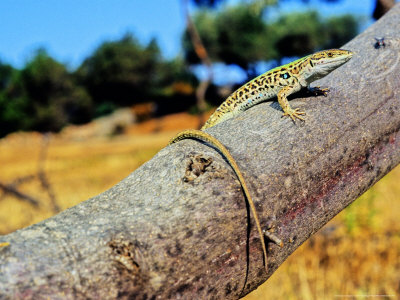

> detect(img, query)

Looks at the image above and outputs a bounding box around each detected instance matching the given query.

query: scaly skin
[169,49,353,274]
[203,49,353,128]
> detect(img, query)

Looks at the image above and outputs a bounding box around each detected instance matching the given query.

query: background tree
[0,0,361,137]
[183,1,359,79]
[0,62,31,137]
[76,34,162,116]
[271,12,359,60]
[152,56,198,116]
[0,51,92,136]
[19,49,92,132]
[77,33,197,117]
[182,4,272,74]
[215,3,271,76]
[0,62,13,90]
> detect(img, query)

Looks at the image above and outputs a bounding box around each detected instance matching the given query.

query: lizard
[169,49,353,273]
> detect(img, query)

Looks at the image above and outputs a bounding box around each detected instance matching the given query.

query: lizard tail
[169,129,268,273]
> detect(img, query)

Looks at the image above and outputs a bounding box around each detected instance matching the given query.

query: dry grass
[0,112,399,299]
[246,166,400,299]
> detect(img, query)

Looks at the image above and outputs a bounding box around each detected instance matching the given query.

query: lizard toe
[282,109,306,121]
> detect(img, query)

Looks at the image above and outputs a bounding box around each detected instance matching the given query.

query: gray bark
[1,4,400,299]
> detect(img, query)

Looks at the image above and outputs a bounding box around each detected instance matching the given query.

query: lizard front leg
[277,85,305,121]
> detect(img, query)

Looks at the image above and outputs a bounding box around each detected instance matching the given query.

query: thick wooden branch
[1,5,400,299]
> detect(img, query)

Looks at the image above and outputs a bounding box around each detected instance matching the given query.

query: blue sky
[0,0,377,72]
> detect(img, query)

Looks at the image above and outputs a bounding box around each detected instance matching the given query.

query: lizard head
[304,49,353,82]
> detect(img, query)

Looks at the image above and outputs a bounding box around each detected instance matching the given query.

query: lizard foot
[282,108,305,121]
[308,86,330,97]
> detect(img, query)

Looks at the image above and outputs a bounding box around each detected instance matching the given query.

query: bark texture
[1,5,400,299]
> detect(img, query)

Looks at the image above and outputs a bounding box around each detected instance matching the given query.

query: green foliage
[77,34,198,116]
[183,4,273,71]
[215,4,271,70]
[20,49,93,132]
[272,12,359,58]
[21,49,69,105]
[0,50,93,136]
[0,62,13,90]
[152,57,198,115]
[76,33,161,107]
[0,93,31,136]
[155,57,198,94]
[183,6,359,74]
[322,14,359,49]
[271,11,326,57]
[0,2,360,137]
[94,102,118,118]
[0,61,25,136]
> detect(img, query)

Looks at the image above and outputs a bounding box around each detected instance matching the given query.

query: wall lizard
[169,49,353,273]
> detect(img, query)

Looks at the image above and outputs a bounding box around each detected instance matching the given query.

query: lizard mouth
[318,50,353,67]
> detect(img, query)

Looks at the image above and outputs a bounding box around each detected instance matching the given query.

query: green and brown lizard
[169,49,353,273]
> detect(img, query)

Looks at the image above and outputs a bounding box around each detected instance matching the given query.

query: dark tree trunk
[373,0,395,19]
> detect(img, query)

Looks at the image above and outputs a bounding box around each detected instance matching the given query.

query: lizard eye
[327,52,333,57]
[280,73,290,79]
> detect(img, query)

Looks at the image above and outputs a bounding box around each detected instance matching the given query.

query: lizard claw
[282,108,305,121]
[308,86,330,97]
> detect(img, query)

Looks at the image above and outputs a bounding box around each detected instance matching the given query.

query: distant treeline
[0,6,359,137]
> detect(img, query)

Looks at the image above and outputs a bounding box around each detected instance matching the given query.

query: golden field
[0,112,399,299]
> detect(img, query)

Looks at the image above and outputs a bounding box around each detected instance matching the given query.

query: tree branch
[1,4,400,299]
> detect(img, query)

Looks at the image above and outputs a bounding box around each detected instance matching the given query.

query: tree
[0,92,31,137]
[21,49,93,131]
[182,3,359,77]
[152,56,199,116]
[76,34,161,115]
[0,61,13,90]
[215,3,271,74]
[0,49,93,136]
[0,62,29,136]
[183,4,272,72]
[322,14,360,49]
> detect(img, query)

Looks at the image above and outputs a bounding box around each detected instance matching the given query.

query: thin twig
[37,133,60,213]
[0,181,40,207]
